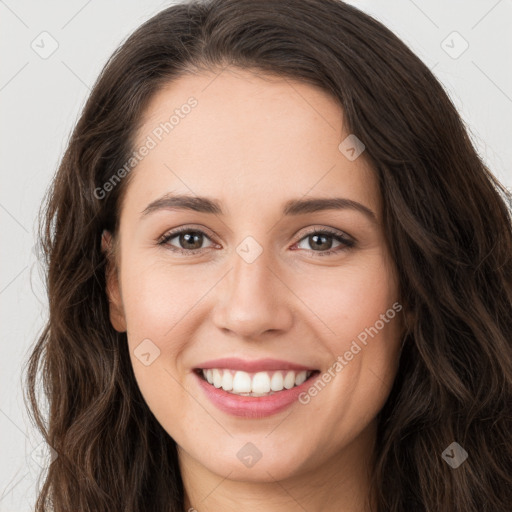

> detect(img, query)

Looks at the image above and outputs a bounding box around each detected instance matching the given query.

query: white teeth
[200,368,314,396]
[283,371,295,389]
[251,372,271,394]
[232,371,252,393]
[295,370,307,386]
[221,370,233,391]
[212,369,222,388]
[270,371,284,391]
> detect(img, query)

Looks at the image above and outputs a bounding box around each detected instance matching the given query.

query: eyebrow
[141,193,377,222]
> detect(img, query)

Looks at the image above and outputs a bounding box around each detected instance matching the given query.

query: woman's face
[104,67,404,483]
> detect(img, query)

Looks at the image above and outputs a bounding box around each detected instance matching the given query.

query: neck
[179,419,379,512]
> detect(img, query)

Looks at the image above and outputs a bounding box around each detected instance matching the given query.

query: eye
[158,225,355,257]
[158,226,216,255]
[293,227,355,257]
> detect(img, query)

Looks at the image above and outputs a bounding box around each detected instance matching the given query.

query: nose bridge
[231,239,273,298]
[211,236,293,337]
[227,238,276,312]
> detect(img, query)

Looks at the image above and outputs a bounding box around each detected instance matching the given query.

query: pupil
[311,234,332,251]
[181,232,202,249]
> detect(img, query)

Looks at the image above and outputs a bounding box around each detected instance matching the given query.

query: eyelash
[157,225,356,258]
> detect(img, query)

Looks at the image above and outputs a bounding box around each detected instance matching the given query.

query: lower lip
[193,371,319,419]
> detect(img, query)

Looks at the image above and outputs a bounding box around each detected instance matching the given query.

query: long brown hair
[24,0,512,510]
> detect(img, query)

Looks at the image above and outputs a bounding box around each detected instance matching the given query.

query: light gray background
[1,1,511,510]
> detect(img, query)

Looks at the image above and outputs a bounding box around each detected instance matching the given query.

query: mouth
[193,368,321,397]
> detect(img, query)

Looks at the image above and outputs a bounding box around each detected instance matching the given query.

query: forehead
[125,67,380,219]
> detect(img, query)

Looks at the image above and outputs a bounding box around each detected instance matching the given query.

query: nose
[211,247,294,340]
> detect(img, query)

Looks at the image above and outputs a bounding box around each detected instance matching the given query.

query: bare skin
[103,66,406,511]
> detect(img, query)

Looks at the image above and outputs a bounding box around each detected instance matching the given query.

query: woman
[24,0,512,510]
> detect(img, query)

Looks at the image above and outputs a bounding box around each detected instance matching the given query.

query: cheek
[118,256,201,432]
[290,254,399,342]
[118,256,202,402]
[120,255,211,340]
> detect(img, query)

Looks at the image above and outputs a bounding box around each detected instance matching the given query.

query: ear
[101,230,127,333]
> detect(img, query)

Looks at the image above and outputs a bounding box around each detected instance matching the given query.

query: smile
[195,368,319,396]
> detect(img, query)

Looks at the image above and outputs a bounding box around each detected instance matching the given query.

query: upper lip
[194,357,318,372]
